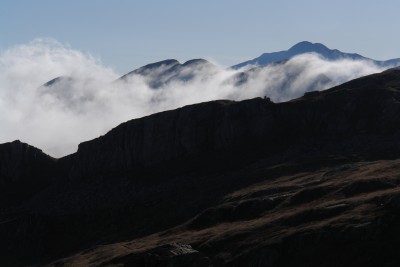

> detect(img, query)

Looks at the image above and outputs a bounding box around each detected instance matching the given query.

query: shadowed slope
[3,69,400,266]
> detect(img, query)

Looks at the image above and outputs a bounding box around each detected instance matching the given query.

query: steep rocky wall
[68,98,276,178]
[66,69,400,179]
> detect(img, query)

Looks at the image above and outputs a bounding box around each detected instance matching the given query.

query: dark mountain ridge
[66,68,400,180]
[3,69,400,266]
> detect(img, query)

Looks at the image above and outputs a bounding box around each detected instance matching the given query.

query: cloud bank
[0,39,387,157]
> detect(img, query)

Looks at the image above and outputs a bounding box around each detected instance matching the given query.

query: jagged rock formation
[3,69,400,266]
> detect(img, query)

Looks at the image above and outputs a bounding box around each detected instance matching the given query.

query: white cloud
[0,39,387,157]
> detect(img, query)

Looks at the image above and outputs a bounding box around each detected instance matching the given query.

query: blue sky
[1,0,399,74]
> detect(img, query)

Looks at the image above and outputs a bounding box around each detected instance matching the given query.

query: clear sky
[1,0,399,74]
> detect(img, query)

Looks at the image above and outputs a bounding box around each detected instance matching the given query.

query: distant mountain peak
[288,41,329,53]
[232,41,400,69]
[142,59,180,68]
[135,59,180,72]
[182,58,210,66]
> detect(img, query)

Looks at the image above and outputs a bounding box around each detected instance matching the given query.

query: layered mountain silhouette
[232,41,400,69]
[40,42,400,107]
[42,42,400,92]
[3,68,400,266]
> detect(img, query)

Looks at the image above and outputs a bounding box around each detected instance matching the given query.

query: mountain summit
[232,41,400,69]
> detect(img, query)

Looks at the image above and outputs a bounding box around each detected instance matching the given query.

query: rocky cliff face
[3,69,400,266]
[68,98,276,178]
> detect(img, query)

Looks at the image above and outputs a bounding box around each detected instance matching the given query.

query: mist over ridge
[0,39,395,157]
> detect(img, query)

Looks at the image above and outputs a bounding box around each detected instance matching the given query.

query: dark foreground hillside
[2,69,400,266]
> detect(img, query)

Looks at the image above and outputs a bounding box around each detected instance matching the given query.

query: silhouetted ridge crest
[62,68,400,179]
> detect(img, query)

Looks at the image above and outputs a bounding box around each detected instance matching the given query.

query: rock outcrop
[0,140,55,207]
[0,140,55,185]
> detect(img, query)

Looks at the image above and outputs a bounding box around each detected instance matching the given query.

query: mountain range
[3,68,400,266]
[43,41,400,96]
